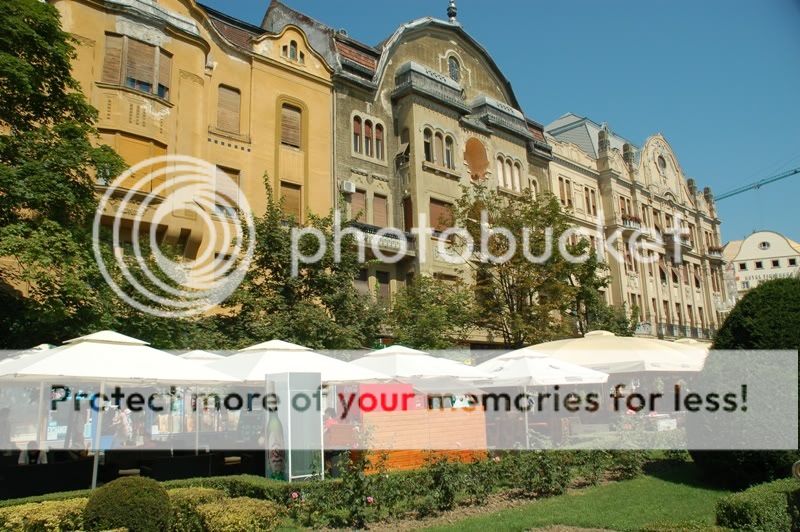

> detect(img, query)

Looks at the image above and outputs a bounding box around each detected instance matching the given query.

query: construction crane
[715,167,800,201]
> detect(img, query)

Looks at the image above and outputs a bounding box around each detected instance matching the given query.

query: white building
[723,230,800,301]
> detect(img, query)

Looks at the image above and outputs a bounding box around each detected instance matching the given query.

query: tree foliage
[451,185,607,347]
[219,184,383,349]
[389,274,475,350]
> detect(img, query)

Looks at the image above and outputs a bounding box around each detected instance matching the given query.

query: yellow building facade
[52,0,334,263]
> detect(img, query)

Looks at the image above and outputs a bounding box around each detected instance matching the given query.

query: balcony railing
[621,214,642,230]
[664,233,693,251]
[655,322,713,340]
[706,246,724,260]
[350,221,416,255]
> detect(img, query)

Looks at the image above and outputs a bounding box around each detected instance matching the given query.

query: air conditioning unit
[341,180,356,194]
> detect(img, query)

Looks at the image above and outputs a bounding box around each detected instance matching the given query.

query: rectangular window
[558,177,566,205]
[217,86,241,134]
[355,269,370,296]
[565,179,573,207]
[772,259,780,268]
[755,261,763,269]
[739,263,747,271]
[373,194,388,227]
[351,189,366,222]
[376,271,391,305]
[403,197,414,232]
[214,166,240,217]
[281,104,302,148]
[280,181,302,220]
[790,258,798,266]
[102,34,171,99]
[429,198,454,235]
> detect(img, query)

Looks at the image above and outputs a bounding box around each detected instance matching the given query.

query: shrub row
[716,477,800,531]
[0,451,648,530]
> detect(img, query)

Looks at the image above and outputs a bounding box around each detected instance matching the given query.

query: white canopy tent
[207,339,388,384]
[177,350,225,364]
[498,330,709,374]
[0,330,238,488]
[477,355,609,387]
[349,345,491,393]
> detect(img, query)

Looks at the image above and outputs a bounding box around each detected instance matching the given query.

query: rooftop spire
[447,0,457,23]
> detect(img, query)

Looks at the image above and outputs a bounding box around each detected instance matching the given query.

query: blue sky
[200,0,800,243]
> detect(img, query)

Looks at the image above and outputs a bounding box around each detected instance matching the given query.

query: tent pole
[35,382,46,445]
[91,382,105,490]
[524,385,530,451]
[194,387,200,456]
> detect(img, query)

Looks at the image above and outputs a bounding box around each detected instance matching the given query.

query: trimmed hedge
[196,497,284,532]
[0,498,87,531]
[716,478,800,531]
[84,476,171,532]
[168,487,226,532]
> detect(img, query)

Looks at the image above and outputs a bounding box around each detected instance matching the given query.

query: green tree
[451,185,597,348]
[689,278,800,487]
[219,184,383,349]
[389,274,475,350]
[0,0,124,347]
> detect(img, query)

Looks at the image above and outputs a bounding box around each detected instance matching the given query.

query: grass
[424,461,735,532]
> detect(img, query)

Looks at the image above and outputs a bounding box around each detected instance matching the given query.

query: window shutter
[353,117,361,134]
[215,166,240,208]
[351,189,366,222]
[281,105,302,148]
[429,199,453,233]
[373,194,388,227]
[217,86,241,134]
[102,35,123,84]
[376,271,390,303]
[126,38,156,85]
[281,181,302,220]
[403,197,414,232]
[158,51,171,92]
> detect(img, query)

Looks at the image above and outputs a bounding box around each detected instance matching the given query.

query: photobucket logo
[289,209,690,275]
[92,155,255,317]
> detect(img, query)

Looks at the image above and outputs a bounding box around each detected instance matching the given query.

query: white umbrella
[478,355,609,387]
[208,339,388,384]
[500,331,708,374]
[351,345,490,380]
[177,350,225,364]
[0,331,238,488]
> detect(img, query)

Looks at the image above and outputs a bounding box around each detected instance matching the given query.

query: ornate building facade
[51,0,334,267]
[545,115,725,338]
[723,230,800,302]
[52,0,727,340]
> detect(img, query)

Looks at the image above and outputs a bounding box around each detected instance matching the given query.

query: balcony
[706,246,724,262]
[350,222,416,256]
[655,322,713,340]
[664,233,693,253]
[392,62,470,113]
[621,214,642,232]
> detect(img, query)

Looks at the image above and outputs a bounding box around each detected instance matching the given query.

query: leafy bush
[425,455,461,511]
[608,450,647,479]
[83,476,171,532]
[196,497,284,532]
[0,498,87,531]
[690,278,800,488]
[168,487,226,532]
[716,478,800,531]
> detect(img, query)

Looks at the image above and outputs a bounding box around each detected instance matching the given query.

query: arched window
[352,116,362,154]
[375,124,384,160]
[444,136,454,169]
[504,158,513,189]
[434,132,444,165]
[448,56,460,83]
[531,179,538,198]
[423,128,433,162]
[289,40,298,61]
[512,162,521,192]
[364,120,373,157]
[496,157,504,185]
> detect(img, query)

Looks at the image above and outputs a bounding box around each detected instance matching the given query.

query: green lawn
[424,462,734,532]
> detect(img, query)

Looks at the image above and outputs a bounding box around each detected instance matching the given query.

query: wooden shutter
[373,194,388,227]
[215,166,240,208]
[351,189,366,222]
[429,199,453,233]
[281,181,302,220]
[217,86,241,134]
[126,38,155,85]
[376,271,390,303]
[403,197,414,232]
[281,104,301,148]
[158,50,171,95]
[102,35,123,84]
